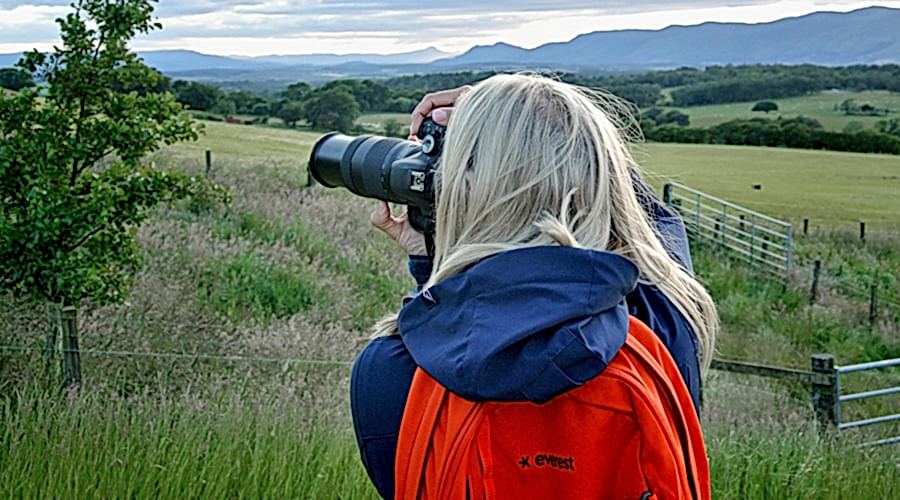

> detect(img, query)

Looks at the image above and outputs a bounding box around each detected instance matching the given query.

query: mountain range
[1,6,898,83]
[444,6,900,67]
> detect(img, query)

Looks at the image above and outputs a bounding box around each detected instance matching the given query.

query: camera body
[308,118,447,235]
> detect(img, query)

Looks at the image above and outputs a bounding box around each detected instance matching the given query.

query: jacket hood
[397,246,639,403]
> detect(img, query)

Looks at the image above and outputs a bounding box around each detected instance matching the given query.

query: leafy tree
[304,89,360,132]
[211,97,237,116]
[752,101,778,113]
[876,118,900,137]
[0,68,36,91]
[277,101,305,128]
[172,79,221,111]
[383,118,403,138]
[282,82,311,102]
[251,102,271,117]
[0,0,220,307]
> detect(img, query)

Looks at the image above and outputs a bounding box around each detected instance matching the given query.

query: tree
[282,81,311,102]
[876,118,900,137]
[277,101,305,128]
[303,89,360,132]
[0,0,220,309]
[383,118,403,138]
[251,102,271,117]
[172,79,221,111]
[211,96,237,116]
[752,101,778,114]
[0,68,36,91]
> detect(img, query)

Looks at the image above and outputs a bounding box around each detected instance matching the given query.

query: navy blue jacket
[351,196,699,500]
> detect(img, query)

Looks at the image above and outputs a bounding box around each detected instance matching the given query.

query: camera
[308,118,446,237]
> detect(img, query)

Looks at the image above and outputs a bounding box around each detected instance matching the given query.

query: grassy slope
[2,121,897,498]
[666,90,900,131]
[638,143,900,230]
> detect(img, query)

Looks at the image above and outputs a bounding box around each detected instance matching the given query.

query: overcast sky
[1,0,898,56]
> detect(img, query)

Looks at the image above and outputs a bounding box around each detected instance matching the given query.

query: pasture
[664,90,900,131]
[2,121,898,498]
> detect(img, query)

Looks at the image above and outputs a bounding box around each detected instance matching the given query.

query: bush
[752,101,779,113]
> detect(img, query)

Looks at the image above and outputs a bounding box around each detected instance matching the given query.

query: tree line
[645,116,900,155]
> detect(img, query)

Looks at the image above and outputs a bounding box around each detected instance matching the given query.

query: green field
[357,112,409,132]
[3,121,898,498]
[638,143,900,230]
[189,121,900,230]
[665,91,900,131]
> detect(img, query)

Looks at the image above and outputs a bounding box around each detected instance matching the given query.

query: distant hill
[440,6,900,67]
[137,50,277,72]
[0,53,22,67]
[248,47,451,66]
[0,47,452,74]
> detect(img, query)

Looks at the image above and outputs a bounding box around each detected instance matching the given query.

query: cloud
[1,0,897,55]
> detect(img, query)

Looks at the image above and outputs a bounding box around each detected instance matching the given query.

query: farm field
[190,121,900,230]
[3,120,898,498]
[638,143,900,231]
[663,90,900,131]
[357,112,409,132]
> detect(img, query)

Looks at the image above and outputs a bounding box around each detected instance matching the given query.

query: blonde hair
[376,74,718,370]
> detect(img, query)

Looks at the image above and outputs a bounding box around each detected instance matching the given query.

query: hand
[370,201,428,257]
[409,85,472,140]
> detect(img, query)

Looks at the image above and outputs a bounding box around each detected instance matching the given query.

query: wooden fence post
[662,183,672,205]
[859,221,866,242]
[45,303,61,378]
[869,284,878,327]
[803,218,809,236]
[205,150,212,177]
[45,304,80,388]
[810,260,821,304]
[811,354,838,435]
[61,306,81,389]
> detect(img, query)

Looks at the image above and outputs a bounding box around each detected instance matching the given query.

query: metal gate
[663,182,793,282]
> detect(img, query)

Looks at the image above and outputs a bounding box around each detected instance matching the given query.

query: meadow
[2,121,898,498]
[663,90,900,131]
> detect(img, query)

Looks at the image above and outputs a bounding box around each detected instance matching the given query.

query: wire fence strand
[0,344,352,366]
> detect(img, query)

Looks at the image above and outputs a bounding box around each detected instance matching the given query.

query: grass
[2,120,899,498]
[0,387,376,499]
[664,90,900,131]
[637,142,900,230]
[357,112,409,132]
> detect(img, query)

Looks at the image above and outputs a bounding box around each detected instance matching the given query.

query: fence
[663,182,793,282]
[713,355,900,447]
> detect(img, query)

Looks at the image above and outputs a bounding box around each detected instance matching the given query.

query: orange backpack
[394,316,710,500]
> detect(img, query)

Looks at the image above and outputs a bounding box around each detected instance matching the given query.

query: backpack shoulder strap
[395,368,484,500]
[623,316,711,500]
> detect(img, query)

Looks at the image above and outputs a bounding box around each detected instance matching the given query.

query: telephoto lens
[308,118,445,234]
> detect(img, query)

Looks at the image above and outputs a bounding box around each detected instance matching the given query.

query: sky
[1,0,899,56]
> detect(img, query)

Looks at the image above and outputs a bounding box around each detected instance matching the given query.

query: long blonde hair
[375,74,718,370]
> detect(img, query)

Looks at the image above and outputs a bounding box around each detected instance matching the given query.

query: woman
[352,74,718,498]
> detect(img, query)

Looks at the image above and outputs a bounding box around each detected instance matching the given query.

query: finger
[432,107,452,126]
[410,85,472,136]
[370,201,403,240]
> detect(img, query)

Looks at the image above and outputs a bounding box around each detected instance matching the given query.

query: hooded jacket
[351,197,700,500]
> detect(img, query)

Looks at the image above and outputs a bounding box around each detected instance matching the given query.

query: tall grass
[0,386,376,499]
